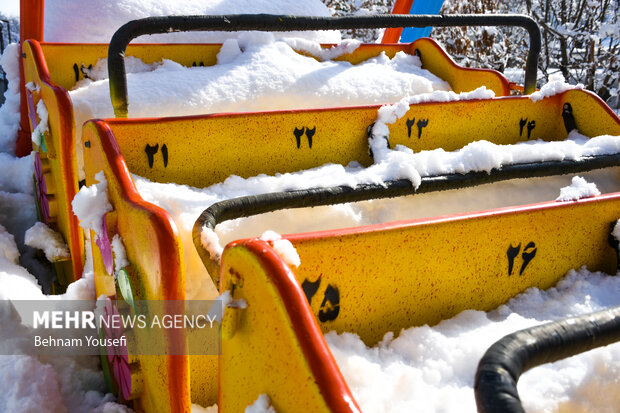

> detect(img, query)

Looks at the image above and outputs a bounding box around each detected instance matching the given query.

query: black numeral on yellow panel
[294,126,316,149]
[507,241,537,276]
[145,143,169,168]
[302,276,340,322]
[406,117,429,139]
[519,118,536,139]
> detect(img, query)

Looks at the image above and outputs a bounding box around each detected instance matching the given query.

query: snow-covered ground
[1,1,620,412]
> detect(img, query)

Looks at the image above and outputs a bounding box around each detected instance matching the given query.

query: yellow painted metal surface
[103,89,619,189]
[82,121,193,413]
[22,40,84,284]
[411,38,509,95]
[561,89,620,137]
[285,194,620,345]
[189,355,218,409]
[219,242,359,413]
[39,43,221,91]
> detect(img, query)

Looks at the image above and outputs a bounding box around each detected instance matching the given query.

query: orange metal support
[17,0,45,157]
[381,0,414,43]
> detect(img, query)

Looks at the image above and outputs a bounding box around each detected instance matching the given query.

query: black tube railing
[193,153,620,286]
[475,305,620,413]
[108,14,541,117]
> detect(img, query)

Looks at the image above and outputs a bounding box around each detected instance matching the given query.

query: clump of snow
[25,82,40,93]
[31,100,49,148]
[283,38,362,61]
[530,73,583,103]
[370,86,495,140]
[259,230,301,267]
[44,0,340,44]
[216,39,243,65]
[191,403,218,413]
[71,171,113,234]
[245,394,276,413]
[207,290,248,324]
[0,44,21,155]
[368,87,496,185]
[111,234,129,277]
[556,176,601,201]
[24,222,71,262]
[613,221,620,244]
[0,224,20,264]
[200,228,224,264]
[371,130,620,181]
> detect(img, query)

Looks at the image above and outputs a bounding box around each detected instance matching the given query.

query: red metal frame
[381,0,414,43]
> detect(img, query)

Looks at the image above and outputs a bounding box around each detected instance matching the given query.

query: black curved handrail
[192,153,620,285]
[475,305,620,413]
[108,13,541,117]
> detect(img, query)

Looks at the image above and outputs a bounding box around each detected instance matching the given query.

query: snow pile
[30,96,49,149]
[111,234,129,276]
[556,176,601,201]
[368,87,496,185]
[24,222,71,262]
[613,220,620,243]
[71,171,113,235]
[0,225,20,264]
[368,130,620,185]
[0,223,128,412]
[259,230,301,268]
[283,38,362,61]
[68,36,449,128]
[206,290,247,326]
[245,394,276,413]
[44,0,340,44]
[0,151,36,251]
[370,86,496,148]
[529,72,583,103]
[326,268,620,413]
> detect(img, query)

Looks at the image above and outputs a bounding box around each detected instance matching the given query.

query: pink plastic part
[103,298,131,400]
[33,152,49,224]
[96,215,114,275]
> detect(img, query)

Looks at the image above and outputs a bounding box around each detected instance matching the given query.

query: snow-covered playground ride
[16,0,620,411]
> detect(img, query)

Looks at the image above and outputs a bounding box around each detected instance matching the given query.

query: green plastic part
[117,268,136,312]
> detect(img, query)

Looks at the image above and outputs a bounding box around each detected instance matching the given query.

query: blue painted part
[400,0,446,42]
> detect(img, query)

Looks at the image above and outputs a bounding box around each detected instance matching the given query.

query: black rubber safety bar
[475,305,620,413]
[192,153,620,286]
[108,13,541,117]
